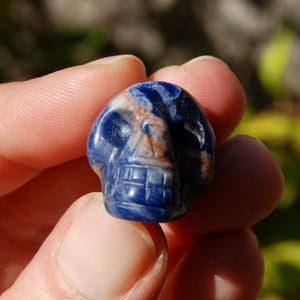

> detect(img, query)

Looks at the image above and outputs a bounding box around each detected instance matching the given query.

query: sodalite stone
[87,81,215,222]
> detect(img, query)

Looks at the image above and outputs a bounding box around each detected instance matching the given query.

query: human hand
[0,55,284,299]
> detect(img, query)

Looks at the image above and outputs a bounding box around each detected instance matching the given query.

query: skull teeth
[113,164,180,187]
[108,164,181,206]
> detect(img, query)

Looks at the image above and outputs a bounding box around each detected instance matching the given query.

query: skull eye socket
[101,111,133,147]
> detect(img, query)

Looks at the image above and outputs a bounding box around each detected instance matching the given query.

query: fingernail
[57,193,156,299]
[87,54,145,69]
[183,55,229,68]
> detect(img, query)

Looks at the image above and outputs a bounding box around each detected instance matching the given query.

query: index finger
[0,55,147,196]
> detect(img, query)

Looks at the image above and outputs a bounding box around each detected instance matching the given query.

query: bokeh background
[0,0,299,299]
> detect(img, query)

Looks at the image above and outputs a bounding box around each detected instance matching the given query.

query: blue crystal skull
[87,81,215,222]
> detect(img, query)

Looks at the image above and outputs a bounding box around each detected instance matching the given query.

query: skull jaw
[103,183,186,222]
[104,198,188,223]
[102,168,198,222]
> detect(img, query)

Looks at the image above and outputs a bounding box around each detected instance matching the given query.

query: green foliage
[258,26,296,98]
[236,25,299,299]
[236,107,300,300]
[260,241,300,300]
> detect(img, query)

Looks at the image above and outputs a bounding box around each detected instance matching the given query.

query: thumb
[2,193,168,299]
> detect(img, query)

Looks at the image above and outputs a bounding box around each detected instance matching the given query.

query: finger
[162,136,284,244]
[0,157,99,248]
[158,229,264,300]
[0,55,147,196]
[1,193,168,299]
[149,56,246,146]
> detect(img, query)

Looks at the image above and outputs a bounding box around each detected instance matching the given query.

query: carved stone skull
[87,81,215,222]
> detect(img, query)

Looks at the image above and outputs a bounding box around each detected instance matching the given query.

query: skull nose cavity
[140,134,156,157]
[130,131,173,166]
[140,119,152,135]
[139,120,157,157]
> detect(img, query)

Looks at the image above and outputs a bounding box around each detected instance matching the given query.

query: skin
[0,55,284,299]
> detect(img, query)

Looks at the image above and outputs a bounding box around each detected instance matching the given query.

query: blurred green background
[0,0,299,298]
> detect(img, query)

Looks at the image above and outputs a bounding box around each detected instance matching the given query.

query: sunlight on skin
[214,275,240,300]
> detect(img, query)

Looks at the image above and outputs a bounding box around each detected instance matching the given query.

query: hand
[0,55,284,299]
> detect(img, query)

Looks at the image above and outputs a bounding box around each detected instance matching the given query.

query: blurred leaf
[258,26,296,96]
[260,294,287,300]
[280,182,299,209]
[236,110,296,146]
[260,241,300,299]
[290,119,300,152]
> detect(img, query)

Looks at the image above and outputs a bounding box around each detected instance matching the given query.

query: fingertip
[182,55,229,68]
[86,54,146,75]
[163,135,284,241]
[207,135,284,227]
[55,193,168,299]
[150,56,246,146]
[0,55,147,171]
[159,229,264,300]
[208,135,285,228]
[3,193,168,300]
[222,135,285,209]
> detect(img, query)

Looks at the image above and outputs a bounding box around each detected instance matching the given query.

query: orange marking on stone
[123,93,172,164]
[201,151,213,175]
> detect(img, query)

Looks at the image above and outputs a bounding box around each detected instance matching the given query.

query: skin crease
[0,55,284,299]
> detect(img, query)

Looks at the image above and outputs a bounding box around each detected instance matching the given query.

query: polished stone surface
[87,81,215,222]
